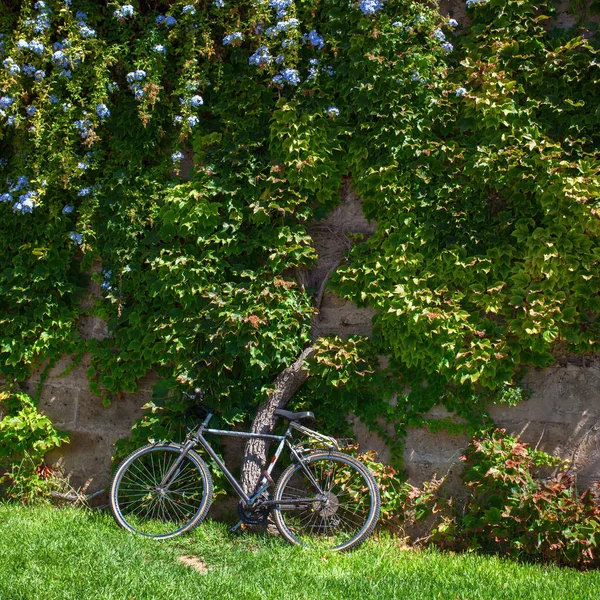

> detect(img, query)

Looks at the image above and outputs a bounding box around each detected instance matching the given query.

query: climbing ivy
[0,0,598,467]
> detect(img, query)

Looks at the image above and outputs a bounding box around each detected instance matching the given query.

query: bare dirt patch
[178,555,209,574]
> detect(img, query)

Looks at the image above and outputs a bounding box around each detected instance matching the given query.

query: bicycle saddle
[274,409,315,422]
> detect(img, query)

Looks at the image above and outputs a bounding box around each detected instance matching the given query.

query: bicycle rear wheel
[272,451,380,551]
[109,442,213,539]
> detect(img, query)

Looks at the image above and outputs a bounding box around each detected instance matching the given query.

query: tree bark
[240,345,315,496]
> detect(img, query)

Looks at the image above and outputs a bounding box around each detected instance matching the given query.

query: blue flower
[223,32,243,45]
[62,102,72,112]
[275,54,285,65]
[0,193,12,202]
[3,58,21,74]
[269,0,292,18]
[449,18,459,27]
[17,39,29,51]
[29,40,45,54]
[13,191,37,214]
[466,0,488,7]
[101,270,113,291]
[114,5,135,19]
[52,50,71,68]
[77,162,88,170]
[266,19,299,38]
[77,187,92,196]
[107,81,119,92]
[182,5,196,14]
[441,41,453,54]
[34,70,45,81]
[34,1,46,9]
[62,205,74,214]
[171,151,184,163]
[75,11,87,20]
[6,116,16,126]
[249,46,273,67]
[359,0,384,15]
[214,0,225,6]
[187,115,199,127]
[134,88,145,101]
[69,232,83,245]
[49,94,60,104]
[23,64,37,77]
[433,28,446,42]
[304,30,325,50]
[189,95,204,107]
[153,44,166,54]
[392,21,402,27]
[80,26,96,39]
[0,96,14,110]
[272,68,300,86]
[59,69,72,79]
[455,87,467,97]
[327,106,340,117]
[281,39,296,49]
[26,106,37,117]
[173,115,183,125]
[158,15,178,26]
[96,103,110,120]
[126,70,147,83]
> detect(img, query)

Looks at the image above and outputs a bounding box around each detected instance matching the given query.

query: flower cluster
[172,151,185,163]
[96,104,110,120]
[3,58,21,75]
[223,32,243,45]
[182,5,196,15]
[327,106,339,117]
[0,96,15,110]
[153,44,166,54]
[466,0,489,7]
[270,0,293,18]
[265,19,300,38]
[272,68,300,86]
[13,190,38,214]
[126,70,147,100]
[304,30,324,50]
[100,270,113,292]
[27,1,52,34]
[441,42,453,54]
[249,46,273,67]
[156,15,178,27]
[73,118,92,139]
[76,12,96,39]
[114,5,135,20]
[456,87,467,97]
[69,232,83,245]
[359,0,384,15]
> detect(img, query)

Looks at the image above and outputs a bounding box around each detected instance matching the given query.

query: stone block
[45,430,127,493]
[75,388,148,433]
[37,384,77,428]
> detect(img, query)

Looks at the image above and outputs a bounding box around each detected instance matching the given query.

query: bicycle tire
[272,450,380,551]
[109,442,213,539]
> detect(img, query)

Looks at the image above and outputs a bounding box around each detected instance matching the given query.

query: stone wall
[11,181,599,506]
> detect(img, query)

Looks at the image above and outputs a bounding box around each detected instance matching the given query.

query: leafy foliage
[0,389,68,501]
[438,429,600,569]
[0,1,599,474]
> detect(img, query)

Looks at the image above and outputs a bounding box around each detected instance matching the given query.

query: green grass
[0,504,598,600]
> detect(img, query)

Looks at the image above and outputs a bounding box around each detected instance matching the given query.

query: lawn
[0,504,598,600]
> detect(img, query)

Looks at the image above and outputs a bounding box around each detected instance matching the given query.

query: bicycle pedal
[229,519,244,534]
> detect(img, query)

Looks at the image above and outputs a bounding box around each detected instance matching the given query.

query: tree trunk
[240,346,315,496]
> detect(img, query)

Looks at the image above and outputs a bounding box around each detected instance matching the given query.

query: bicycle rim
[273,452,380,551]
[110,444,211,539]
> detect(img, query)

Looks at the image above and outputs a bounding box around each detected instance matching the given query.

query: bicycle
[109,388,380,551]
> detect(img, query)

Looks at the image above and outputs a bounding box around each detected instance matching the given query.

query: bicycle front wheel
[272,451,380,551]
[109,442,213,539]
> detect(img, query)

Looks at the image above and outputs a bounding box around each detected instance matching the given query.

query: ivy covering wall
[0,0,599,459]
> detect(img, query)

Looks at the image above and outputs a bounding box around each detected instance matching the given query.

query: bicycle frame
[159,410,338,508]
